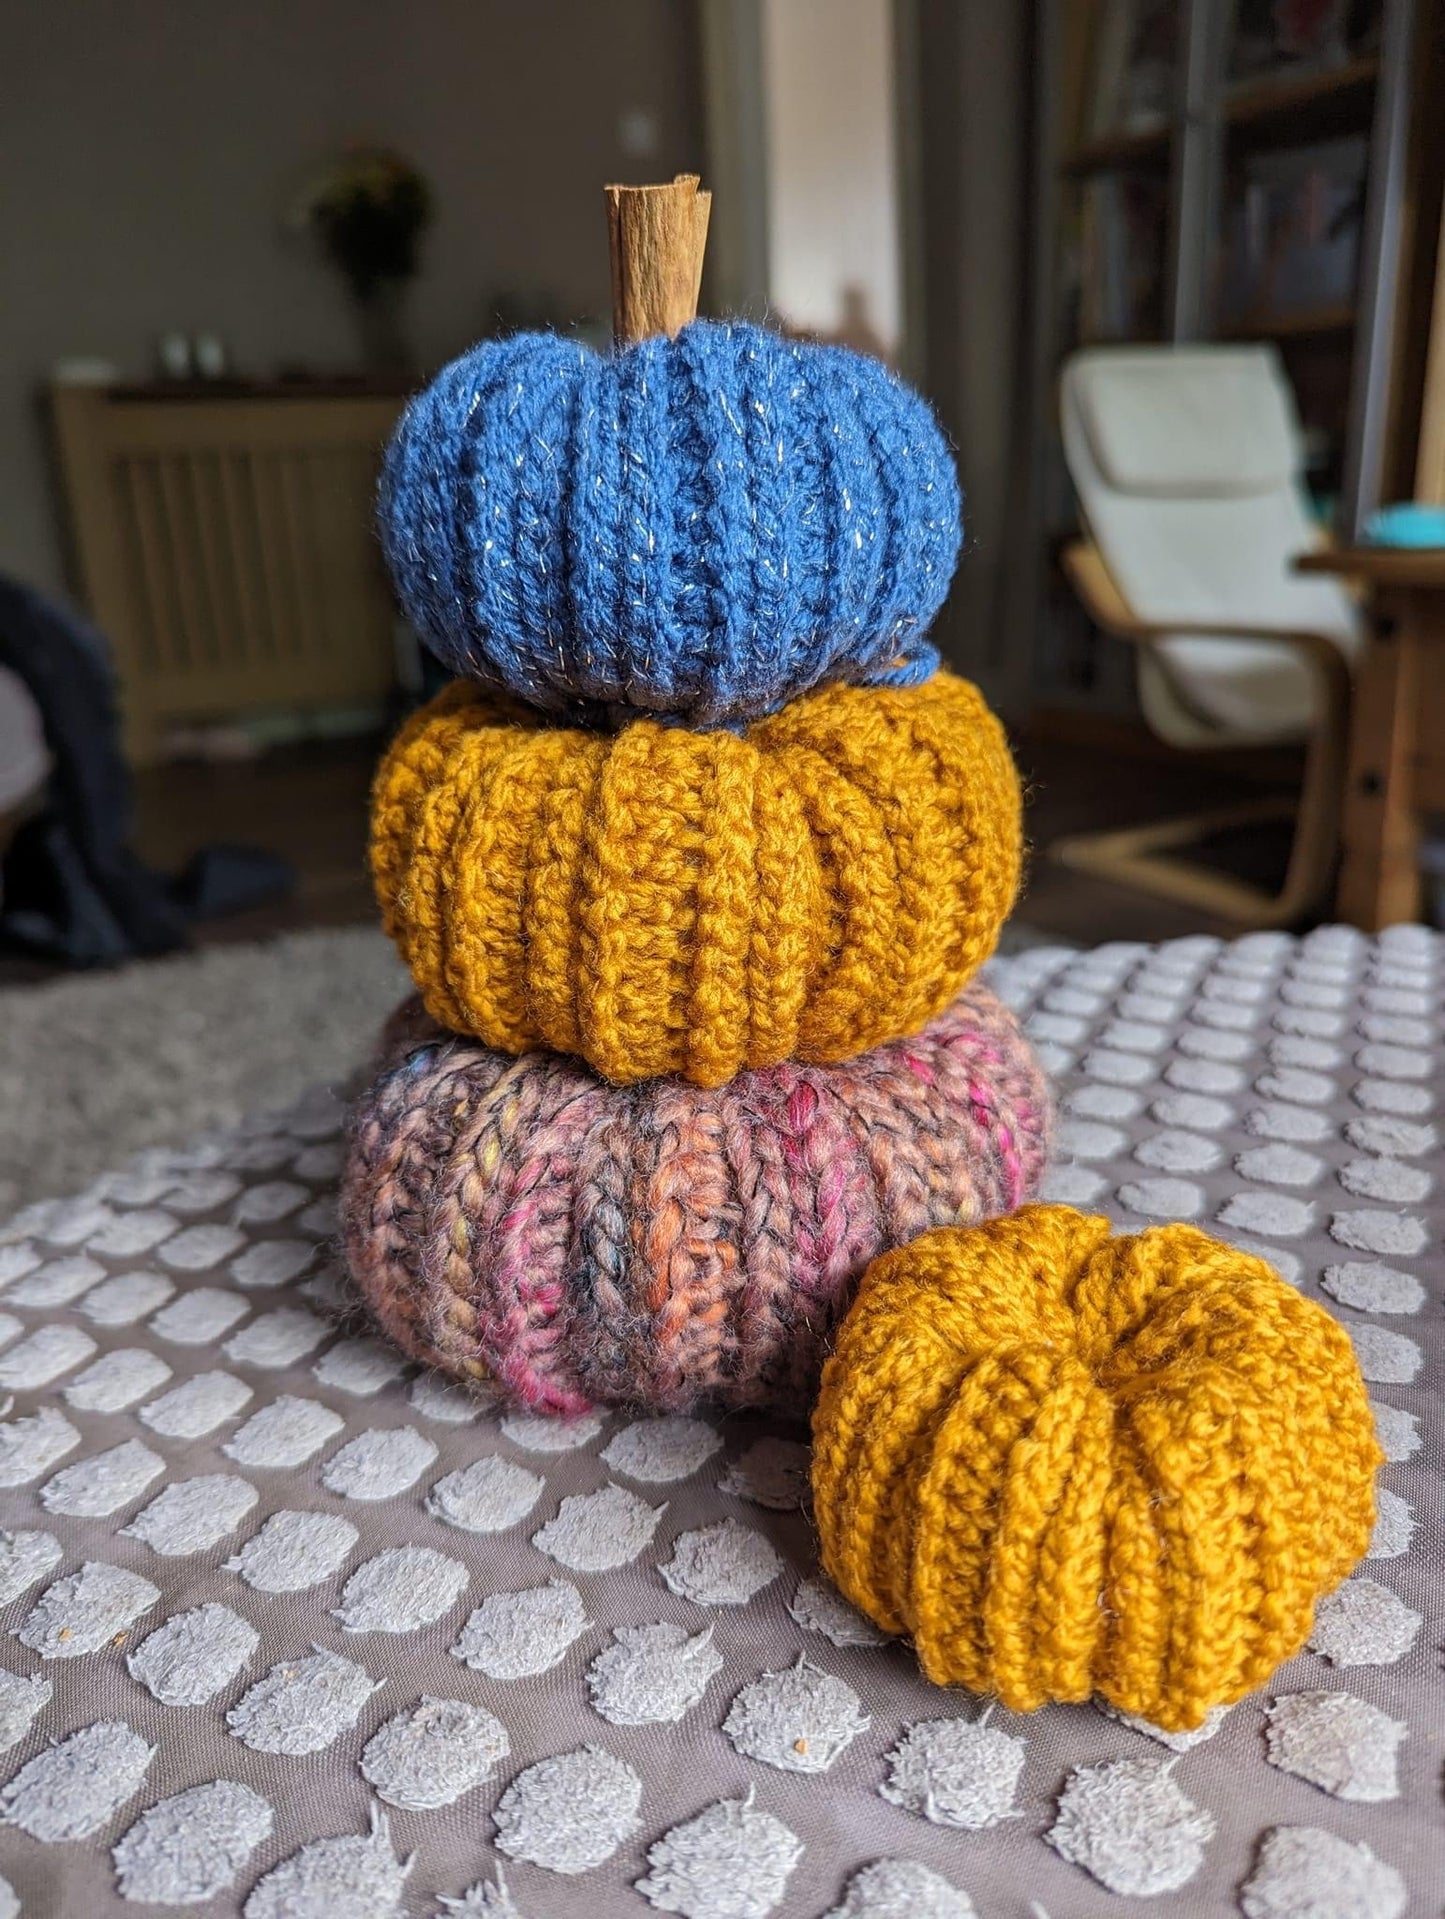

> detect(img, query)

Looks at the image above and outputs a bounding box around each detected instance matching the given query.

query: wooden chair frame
[1050,540,1354,928]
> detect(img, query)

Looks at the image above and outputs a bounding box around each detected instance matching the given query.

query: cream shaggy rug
[0,927,409,1215]
[0,922,1062,1215]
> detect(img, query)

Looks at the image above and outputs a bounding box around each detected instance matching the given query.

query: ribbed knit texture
[811,1206,1382,1732]
[369,670,1022,1087]
[378,321,961,726]
[340,984,1050,1417]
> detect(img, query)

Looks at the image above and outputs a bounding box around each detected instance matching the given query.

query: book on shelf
[1216,134,1367,332]
[1085,0,1178,140]
[1072,172,1168,343]
[1227,0,1381,86]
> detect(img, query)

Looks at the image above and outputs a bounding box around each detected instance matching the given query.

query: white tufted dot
[1280,980,1348,1010]
[1268,1034,1341,1070]
[1368,1489,1415,1560]
[427,1455,544,1533]
[1348,1323,1423,1384]
[147,1289,247,1349]
[1080,1048,1154,1085]
[1241,1826,1406,1919]
[18,1560,160,1658]
[1256,1066,1334,1105]
[1356,1081,1436,1122]
[1134,1130,1223,1174]
[224,1305,329,1368]
[1370,1401,1421,1462]
[0,1529,63,1605]
[822,1860,974,1919]
[1150,1091,1231,1131]
[1217,1193,1313,1238]
[0,1720,153,1842]
[123,1473,258,1556]
[588,1623,723,1726]
[1356,1042,1429,1081]
[1357,1013,1432,1046]
[1164,1056,1244,1095]
[717,1437,811,1510]
[1042,987,1103,1018]
[1054,1117,1127,1161]
[1344,1115,1436,1158]
[78,1271,174,1326]
[227,1649,380,1755]
[139,1370,252,1439]
[1040,1165,1108,1206]
[1244,1102,1332,1143]
[500,1410,606,1453]
[493,1746,643,1876]
[533,1483,664,1571]
[0,1407,81,1487]
[1264,1692,1406,1803]
[1046,1756,1215,1896]
[333,1545,469,1633]
[0,1323,96,1387]
[42,1438,165,1517]
[85,1209,178,1259]
[788,1577,889,1648]
[636,1792,802,1918]
[1320,1261,1425,1314]
[451,1581,589,1679]
[230,1239,316,1289]
[157,1223,247,1272]
[312,1335,409,1396]
[1117,1178,1204,1219]
[1096,1699,1228,1751]
[723,1656,869,1774]
[0,1671,51,1755]
[1063,1083,1140,1120]
[1234,1144,1323,1188]
[1338,1157,1432,1204]
[6,1254,105,1308]
[227,1509,360,1593]
[321,1425,438,1500]
[162,1168,242,1214]
[127,1602,259,1705]
[1178,1027,1251,1062]
[113,1779,273,1905]
[880,1716,1025,1830]
[659,1518,782,1607]
[62,1348,172,1413]
[602,1416,724,1484]
[224,1394,344,1468]
[410,1371,494,1423]
[361,1696,510,1810]
[1098,1019,1171,1052]
[1329,1210,1428,1257]
[1309,1578,1422,1666]
[1189,998,1257,1032]
[1025,1010,1088,1046]
[243,1807,410,1919]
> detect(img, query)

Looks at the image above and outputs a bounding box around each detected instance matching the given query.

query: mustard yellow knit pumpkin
[370,672,1021,1087]
[811,1205,1382,1732]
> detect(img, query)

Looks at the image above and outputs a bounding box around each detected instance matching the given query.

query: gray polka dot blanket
[0,926,1440,1916]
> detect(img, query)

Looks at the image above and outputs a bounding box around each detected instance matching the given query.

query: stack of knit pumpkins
[340,182,1380,1734]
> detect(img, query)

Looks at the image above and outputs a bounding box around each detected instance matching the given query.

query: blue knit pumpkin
[378,321,961,726]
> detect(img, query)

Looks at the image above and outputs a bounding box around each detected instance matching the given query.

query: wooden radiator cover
[49,382,408,765]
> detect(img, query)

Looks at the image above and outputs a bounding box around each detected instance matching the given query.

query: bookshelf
[1015,0,1421,719]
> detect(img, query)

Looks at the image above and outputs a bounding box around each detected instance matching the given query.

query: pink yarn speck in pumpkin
[340,982,1050,1417]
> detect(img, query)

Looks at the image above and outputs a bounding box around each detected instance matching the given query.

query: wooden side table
[1297,549,1445,929]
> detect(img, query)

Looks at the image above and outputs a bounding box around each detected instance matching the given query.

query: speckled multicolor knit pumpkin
[812,1206,1382,1732]
[369,670,1021,1088]
[341,982,1050,1416]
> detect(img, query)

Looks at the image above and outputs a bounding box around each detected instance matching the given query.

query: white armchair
[1055,344,1361,926]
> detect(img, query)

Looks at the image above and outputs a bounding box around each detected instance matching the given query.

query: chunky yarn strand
[340,984,1050,1416]
[370,671,1021,1087]
[378,322,961,727]
[811,1206,1382,1732]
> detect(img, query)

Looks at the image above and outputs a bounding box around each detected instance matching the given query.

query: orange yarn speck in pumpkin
[811,1205,1382,1732]
[369,672,1021,1087]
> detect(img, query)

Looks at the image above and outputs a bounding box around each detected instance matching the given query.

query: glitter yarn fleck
[377,321,961,726]
[340,984,1050,1417]
[812,1206,1383,1732]
[368,670,1021,1088]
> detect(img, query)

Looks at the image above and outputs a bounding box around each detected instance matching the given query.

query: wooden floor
[0,722,1308,984]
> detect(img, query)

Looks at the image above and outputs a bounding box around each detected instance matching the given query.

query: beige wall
[0,0,703,598]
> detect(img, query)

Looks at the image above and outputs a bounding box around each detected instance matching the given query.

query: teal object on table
[1363,502,1445,548]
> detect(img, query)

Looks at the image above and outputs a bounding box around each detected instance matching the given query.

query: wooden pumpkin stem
[604,174,712,346]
